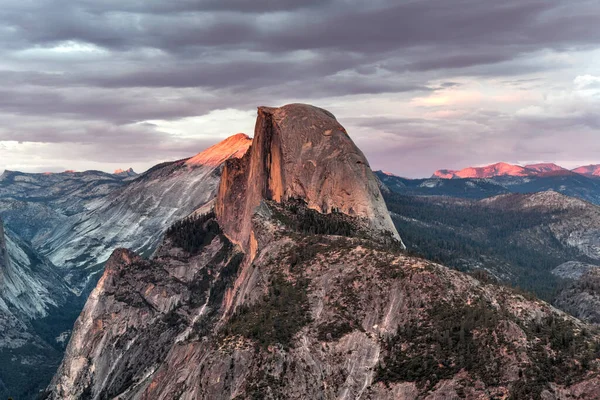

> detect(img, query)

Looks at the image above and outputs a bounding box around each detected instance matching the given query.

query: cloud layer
[0,0,599,176]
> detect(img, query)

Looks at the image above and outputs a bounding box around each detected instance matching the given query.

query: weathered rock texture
[0,135,252,399]
[47,105,600,400]
[216,104,401,253]
[0,218,73,400]
[555,267,600,324]
[0,217,9,273]
[49,230,244,399]
[186,133,252,167]
[41,133,252,293]
[47,201,600,400]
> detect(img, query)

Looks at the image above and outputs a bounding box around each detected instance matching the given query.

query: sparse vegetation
[515,314,600,393]
[376,292,600,396]
[166,212,222,254]
[316,320,353,342]
[222,274,311,349]
[376,299,504,389]
[271,197,359,237]
[382,191,590,300]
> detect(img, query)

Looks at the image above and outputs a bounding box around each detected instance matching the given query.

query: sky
[0,0,599,178]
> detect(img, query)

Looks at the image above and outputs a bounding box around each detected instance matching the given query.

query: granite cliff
[47,105,600,400]
[216,104,401,254]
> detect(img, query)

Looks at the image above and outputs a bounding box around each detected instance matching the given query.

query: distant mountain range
[573,164,600,177]
[431,161,600,179]
[377,168,600,205]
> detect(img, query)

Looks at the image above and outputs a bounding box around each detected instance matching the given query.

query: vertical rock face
[47,104,600,400]
[216,104,402,252]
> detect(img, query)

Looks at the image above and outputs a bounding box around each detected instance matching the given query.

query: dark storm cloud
[66,0,331,14]
[405,54,514,72]
[0,0,599,174]
[0,87,219,123]
[3,0,599,56]
[85,54,360,89]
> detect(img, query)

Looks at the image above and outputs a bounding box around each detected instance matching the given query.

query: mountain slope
[0,170,128,246]
[573,164,600,177]
[0,135,252,398]
[48,105,600,400]
[0,218,71,319]
[378,171,600,205]
[35,134,253,293]
[383,190,600,299]
[554,268,600,324]
[48,206,600,399]
[0,218,75,400]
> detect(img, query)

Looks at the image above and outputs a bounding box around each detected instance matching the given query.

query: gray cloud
[0,0,599,176]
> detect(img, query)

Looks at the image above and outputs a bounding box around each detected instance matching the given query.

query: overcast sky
[0,0,599,178]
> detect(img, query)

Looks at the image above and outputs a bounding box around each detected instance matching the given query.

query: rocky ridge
[113,168,138,178]
[0,135,252,398]
[573,165,600,177]
[432,162,586,180]
[47,104,600,400]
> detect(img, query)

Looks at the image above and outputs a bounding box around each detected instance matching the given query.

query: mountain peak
[379,170,399,177]
[524,163,576,177]
[185,133,252,168]
[433,162,530,179]
[524,162,565,172]
[216,104,401,254]
[432,162,579,179]
[573,164,600,177]
[114,167,136,175]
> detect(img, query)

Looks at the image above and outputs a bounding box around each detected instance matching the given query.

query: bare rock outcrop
[46,201,600,400]
[216,104,402,253]
[46,104,600,400]
[186,133,252,167]
[48,228,244,399]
